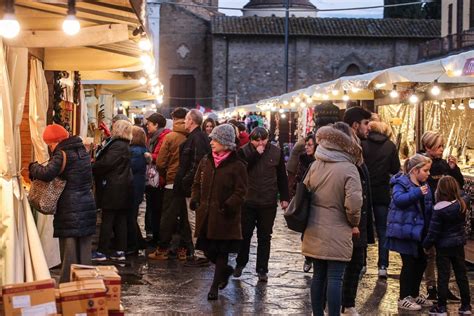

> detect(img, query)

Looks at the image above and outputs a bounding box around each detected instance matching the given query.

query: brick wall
[212,36,424,108]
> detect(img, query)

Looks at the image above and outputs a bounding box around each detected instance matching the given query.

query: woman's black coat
[93,137,133,210]
[29,136,97,238]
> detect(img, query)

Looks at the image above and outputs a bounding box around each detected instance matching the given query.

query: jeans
[98,209,127,255]
[158,190,193,250]
[312,259,347,316]
[59,236,92,283]
[236,205,277,273]
[436,245,471,307]
[400,249,427,300]
[373,204,389,268]
[342,246,365,308]
[145,187,163,242]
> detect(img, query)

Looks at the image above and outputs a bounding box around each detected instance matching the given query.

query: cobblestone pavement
[94,205,474,315]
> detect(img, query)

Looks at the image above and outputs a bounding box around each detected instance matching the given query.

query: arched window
[341,64,362,76]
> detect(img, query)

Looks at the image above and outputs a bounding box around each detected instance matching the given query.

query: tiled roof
[211,16,440,38]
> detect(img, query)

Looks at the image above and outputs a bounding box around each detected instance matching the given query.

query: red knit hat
[43,124,69,144]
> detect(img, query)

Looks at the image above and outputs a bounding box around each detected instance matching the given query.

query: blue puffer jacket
[423,200,467,249]
[130,145,147,209]
[385,173,433,257]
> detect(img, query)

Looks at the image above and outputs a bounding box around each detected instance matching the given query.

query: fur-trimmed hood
[315,126,363,165]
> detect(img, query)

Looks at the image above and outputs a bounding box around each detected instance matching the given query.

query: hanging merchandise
[53,71,64,125]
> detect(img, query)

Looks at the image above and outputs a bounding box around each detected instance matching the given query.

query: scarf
[212,150,232,168]
[148,127,164,152]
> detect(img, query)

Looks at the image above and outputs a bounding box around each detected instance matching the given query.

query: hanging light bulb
[351,87,360,93]
[430,80,441,96]
[441,101,446,109]
[294,96,301,103]
[469,98,474,109]
[342,90,350,102]
[390,85,399,98]
[141,54,153,67]
[300,102,307,108]
[450,100,456,110]
[62,0,80,36]
[290,102,296,107]
[0,13,20,39]
[279,108,284,114]
[139,77,147,85]
[283,100,289,106]
[281,113,286,119]
[322,94,329,100]
[458,99,465,110]
[332,89,339,96]
[409,93,419,104]
[138,38,152,51]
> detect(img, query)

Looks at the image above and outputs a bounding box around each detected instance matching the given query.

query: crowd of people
[28,103,471,315]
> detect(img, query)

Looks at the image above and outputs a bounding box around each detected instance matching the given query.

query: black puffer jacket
[423,200,467,249]
[29,136,97,238]
[93,137,133,210]
[362,132,401,206]
[355,164,375,247]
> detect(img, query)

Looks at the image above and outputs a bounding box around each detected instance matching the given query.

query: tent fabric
[0,40,50,286]
[5,24,129,48]
[80,85,88,139]
[28,57,61,269]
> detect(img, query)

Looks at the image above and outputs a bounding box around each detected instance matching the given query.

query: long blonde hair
[403,154,432,174]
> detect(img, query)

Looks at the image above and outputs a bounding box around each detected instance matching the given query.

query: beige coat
[302,126,362,262]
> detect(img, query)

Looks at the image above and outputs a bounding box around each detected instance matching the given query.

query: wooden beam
[81,0,135,13]
[52,3,138,24]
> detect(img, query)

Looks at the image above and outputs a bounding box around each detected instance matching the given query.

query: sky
[219,0,384,18]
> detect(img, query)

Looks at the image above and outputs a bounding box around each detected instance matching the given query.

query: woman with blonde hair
[386,154,433,311]
[92,119,134,261]
[362,120,400,278]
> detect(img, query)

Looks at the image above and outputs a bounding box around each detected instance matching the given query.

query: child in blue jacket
[423,176,471,315]
[386,154,433,311]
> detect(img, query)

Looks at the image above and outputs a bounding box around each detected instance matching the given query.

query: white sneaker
[342,307,360,315]
[414,294,432,307]
[398,296,422,311]
[378,267,387,279]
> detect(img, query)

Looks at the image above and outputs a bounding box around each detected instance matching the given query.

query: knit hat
[209,124,236,150]
[43,124,69,144]
[313,101,340,129]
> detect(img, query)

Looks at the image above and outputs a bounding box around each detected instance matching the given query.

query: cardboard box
[59,280,107,316]
[71,266,121,311]
[108,304,124,316]
[2,279,57,316]
[55,289,61,315]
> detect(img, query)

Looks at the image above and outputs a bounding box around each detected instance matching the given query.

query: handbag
[28,150,67,215]
[284,163,312,233]
[145,164,160,188]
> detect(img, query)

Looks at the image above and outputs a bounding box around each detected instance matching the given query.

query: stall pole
[284,0,293,144]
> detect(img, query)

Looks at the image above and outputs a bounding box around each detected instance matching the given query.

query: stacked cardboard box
[2,279,57,316]
[70,265,121,312]
[59,279,107,316]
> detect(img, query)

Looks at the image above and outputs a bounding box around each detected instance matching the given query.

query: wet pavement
[54,204,474,315]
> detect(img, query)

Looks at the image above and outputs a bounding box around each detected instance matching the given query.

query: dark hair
[435,176,467,215]
[147,113,166,128]
[202,117,216,130]
[343,107,372,127]
[171,107,188,119]
[305,134,316,154]
[331,121,352,137]
[250,127,269,140]
[237,122,246,132]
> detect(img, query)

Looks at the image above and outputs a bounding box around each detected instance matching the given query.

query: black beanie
[313,101,340,128]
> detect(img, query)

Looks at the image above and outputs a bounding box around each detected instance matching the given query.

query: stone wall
[159,4,212,108]
[212,35,424,109]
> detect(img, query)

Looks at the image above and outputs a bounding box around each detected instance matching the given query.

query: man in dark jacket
[234,127,289,282]
[362,121,400,278]
[342,106,375,315]
[175,109,212,266]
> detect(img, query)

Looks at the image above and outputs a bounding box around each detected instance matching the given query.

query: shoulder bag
[284,163,312,233]
[28,150,67,215]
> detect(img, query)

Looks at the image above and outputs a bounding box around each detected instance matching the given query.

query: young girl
[423,176,471,315]
[386,154,433,311]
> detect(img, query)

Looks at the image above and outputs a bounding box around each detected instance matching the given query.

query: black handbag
[284,163,312,233]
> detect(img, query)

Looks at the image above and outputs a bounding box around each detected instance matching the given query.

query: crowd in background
[28,103,471,315]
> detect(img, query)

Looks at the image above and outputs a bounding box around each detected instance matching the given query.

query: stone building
[157,0,441,109]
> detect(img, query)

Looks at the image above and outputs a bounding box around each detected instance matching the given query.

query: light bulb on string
[62,0,80,36]
[138,38,152,51]
[331,89,339,96]
[294,96,301,103]
[0,13,20,39]
[469,98,474,109]
[300,102,307,108]
[139,77,147,85]
[140,54,153,67]
[450,101,456,110]
[458,99,465,110]
[389,85,399,98]
[342,90,350,102]
[279,108,284,114]
[283,100,289,106]
[281,113,286,119]
[322,94,329,100]
[430,80,441,96]
[290,102,296,107]
[409,93,419,104]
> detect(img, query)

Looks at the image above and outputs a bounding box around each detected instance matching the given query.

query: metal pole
[284,0,293,145]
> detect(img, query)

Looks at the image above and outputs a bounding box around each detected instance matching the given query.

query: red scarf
[212,150,232,168]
